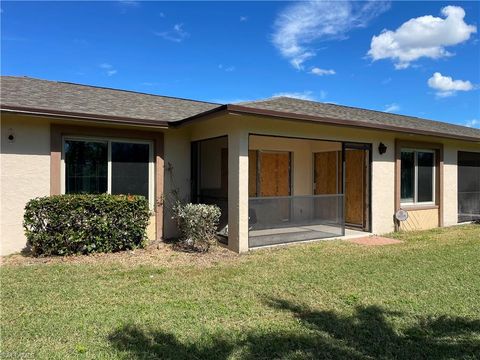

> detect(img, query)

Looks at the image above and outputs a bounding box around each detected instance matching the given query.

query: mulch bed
[0,241,242,268]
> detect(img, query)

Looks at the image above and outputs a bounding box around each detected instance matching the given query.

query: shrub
[172,202,221,252]
[23,194,150,256]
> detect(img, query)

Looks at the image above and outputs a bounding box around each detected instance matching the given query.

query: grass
[1,225,479,359]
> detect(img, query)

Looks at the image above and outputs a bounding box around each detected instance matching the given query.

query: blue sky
[1,1,479,127]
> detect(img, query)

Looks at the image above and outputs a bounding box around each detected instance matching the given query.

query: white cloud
[99,63,117,76]
[155,23,189,42]
[272,90,326,101]
[427,72,474,97]
[240,16,248,22]
[310,67,335,76]
[218,64,235,72]
[465,119,479,128]
[382,77,392,85]
[211,98,251,104]
[118,0,139,6]
[212,90,327,104]
[384,103,400,112]
[272,0,390,70]
[368,6,477,69]
[273,91,315,101]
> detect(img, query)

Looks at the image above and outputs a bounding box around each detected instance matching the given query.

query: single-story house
[1,76,479,255]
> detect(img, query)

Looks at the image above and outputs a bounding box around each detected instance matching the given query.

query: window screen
[417,152,434,202]
[400,149,435,204]
[458,151,480,222]
[111,142,150,199]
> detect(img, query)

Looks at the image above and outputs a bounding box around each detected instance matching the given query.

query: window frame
[61,136,155,208]
[400,148,436,206]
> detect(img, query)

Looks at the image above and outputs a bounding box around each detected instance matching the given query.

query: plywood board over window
[258,151,291,197]
[314,151,341,195]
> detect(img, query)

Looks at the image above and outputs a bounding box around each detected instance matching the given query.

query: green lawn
[1,225,479,359]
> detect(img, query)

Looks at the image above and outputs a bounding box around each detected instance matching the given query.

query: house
[1,76,479,255]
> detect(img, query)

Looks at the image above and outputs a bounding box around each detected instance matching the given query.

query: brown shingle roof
[1,76,479,142]
[0,76,220,125]
[232,97,480,141]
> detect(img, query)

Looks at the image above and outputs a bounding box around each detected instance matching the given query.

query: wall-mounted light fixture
[7,128,16,143]
[378,142,387,155]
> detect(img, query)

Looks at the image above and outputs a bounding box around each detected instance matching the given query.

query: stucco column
[228,129,249,253]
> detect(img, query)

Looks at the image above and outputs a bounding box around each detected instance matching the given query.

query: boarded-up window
[258,151,291,197]
[314,151,341,195]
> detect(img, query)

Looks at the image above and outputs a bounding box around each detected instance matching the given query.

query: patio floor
[248,225,372,249]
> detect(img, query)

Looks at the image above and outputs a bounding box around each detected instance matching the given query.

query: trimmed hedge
[24,194,150,256]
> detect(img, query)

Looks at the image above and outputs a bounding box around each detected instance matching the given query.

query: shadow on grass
[108,300,480,359]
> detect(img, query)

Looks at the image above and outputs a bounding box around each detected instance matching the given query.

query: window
[65,140,108,194]
[458,151,480,222]
[111,142,150,199]
[401,149,435,204]
[63,137,153,206]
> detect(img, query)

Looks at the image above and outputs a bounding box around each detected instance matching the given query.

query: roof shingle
[235,97,480,141]
[0,76,220,124]
[1,76,479,142]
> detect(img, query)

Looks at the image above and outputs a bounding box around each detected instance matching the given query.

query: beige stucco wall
[1,111,478,255]
[1,115,51,255]
[1,114,162,255]
[162,127,191,239]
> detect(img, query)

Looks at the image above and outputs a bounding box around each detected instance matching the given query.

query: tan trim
[401,205,439,211]
[2,106,170,128]
[395,140,444,228]
[50,124,164,241]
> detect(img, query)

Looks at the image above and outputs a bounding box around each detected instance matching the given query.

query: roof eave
[0,105,170,128]
[170,104,228,127]
[226,104,480,143]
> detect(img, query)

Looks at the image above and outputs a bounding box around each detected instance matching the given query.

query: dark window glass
[417,152,434,202]
[65,140,108,194]
[111,142,149,199]
[401,151,414,202]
